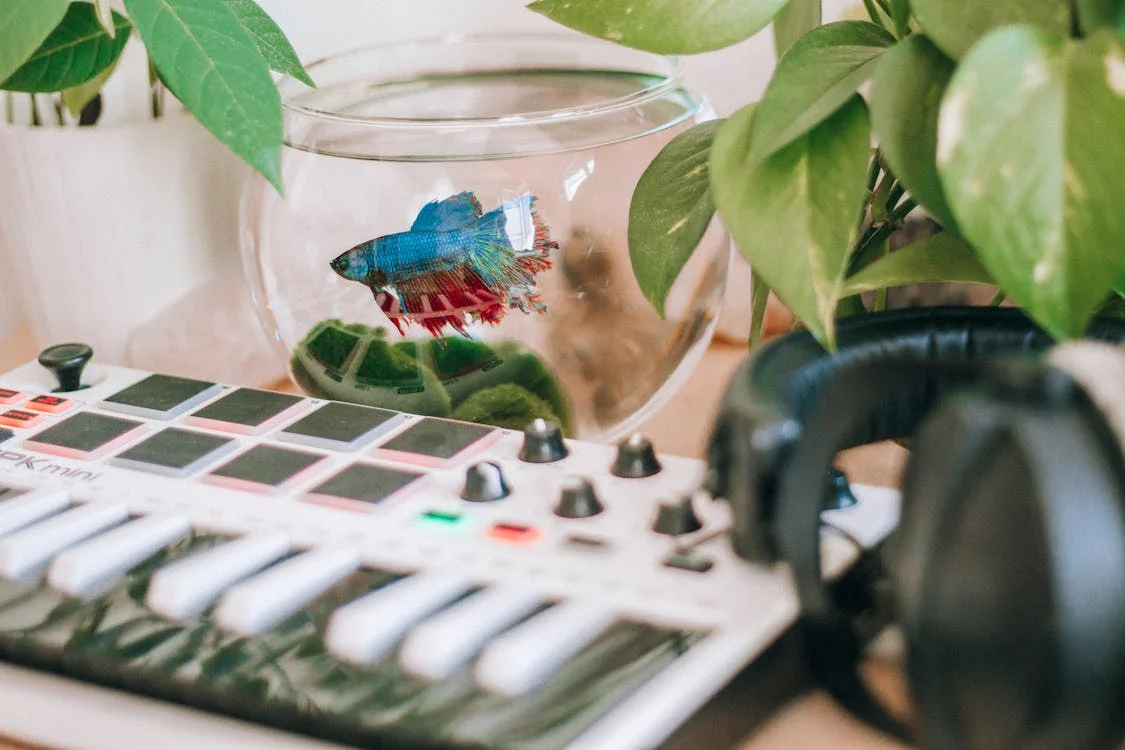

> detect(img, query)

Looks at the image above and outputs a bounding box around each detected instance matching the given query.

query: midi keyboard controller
[0,344,899,750]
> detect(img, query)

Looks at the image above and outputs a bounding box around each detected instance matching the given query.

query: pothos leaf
[937,27,1125,339]
[123,0,283,193]
[0,0,69,85]
[773,0,822,56]
[1,2,131,93]
[871,34,958,229]
[629,119,721,317]
[712,97,872,349]
[911,0,1070,60]
[841,231,994,295]
[526,0,789,54]
[223,0,314,87]
[748,21,895,162]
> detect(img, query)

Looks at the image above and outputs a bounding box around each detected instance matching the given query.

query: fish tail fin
[499,194,556,275]
[464,194,555,301]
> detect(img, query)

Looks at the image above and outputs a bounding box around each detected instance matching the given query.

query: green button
[418,509,465,530]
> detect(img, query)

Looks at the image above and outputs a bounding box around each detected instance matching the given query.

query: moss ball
[452,383,560,431]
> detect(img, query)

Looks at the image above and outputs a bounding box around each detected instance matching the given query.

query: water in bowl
[242,60,729,443]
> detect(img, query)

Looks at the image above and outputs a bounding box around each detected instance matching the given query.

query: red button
[24,395,75,414]
[0,409,46,429]
[0,389,24,406]
[488,522,540,544]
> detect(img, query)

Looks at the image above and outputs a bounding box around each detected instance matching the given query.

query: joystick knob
[652,496,702,536]
[37,343,93,392]
[611,434,662,478]
[460,462,510,503]
[554,477,604,518]
[519,418,569,463]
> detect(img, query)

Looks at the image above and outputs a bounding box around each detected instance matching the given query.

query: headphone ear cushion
[895,385,1125,750]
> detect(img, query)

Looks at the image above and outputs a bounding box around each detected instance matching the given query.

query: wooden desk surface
[0,324,911,750]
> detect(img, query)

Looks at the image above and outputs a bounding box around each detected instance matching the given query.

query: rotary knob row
[517,420,662,478]
[459,460,701,535]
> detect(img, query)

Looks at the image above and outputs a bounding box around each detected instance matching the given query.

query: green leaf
[61,55,119,117]
[94,0,116,35]
[749,21,894,162]
[750,270,772,348]
[773,0,821,56]
[911,0,1070,60]
[1076,0,1121,33]
[937,27,1125,339]
[712,97,872,349]
[223,0,313,87]
[1,3,131,93]
[526,0,789,55]
[123,0,283,193]
[841,231,993,295]
[629,120,721,317]
[0,0,69,85]
[871,34,957,229]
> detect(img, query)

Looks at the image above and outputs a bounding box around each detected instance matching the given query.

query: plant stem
[862,0,888,28]
[29,94,41,127]
[871,174,895,223]
[873,0,893,17]
[4,92,12,125]
[885,182,905,212]
[887,197,917,224]
[865,152,881,195]
[988,289,1007,306]
[849,198,919,274]
[52,96,64,126]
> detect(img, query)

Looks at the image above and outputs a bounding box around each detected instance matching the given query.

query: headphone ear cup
[895,391,1125,750]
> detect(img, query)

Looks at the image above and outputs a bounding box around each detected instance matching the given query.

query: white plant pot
[0,111,246,364]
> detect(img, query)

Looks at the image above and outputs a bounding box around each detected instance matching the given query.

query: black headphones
[707,306,1125,750]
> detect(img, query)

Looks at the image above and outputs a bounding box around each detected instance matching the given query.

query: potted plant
[0,0,309,366]
[526,0,1125,350]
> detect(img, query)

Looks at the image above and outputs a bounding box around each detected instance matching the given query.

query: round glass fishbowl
[241,33,730,442]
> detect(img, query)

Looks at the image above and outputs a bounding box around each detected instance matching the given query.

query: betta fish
[331,191,556,337]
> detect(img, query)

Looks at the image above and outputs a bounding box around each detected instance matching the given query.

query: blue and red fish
[331,191,557,337]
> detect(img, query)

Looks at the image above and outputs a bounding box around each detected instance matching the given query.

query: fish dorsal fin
[410,191,483,231]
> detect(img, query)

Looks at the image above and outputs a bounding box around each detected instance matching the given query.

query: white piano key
[47,513,191,598]
[146,531,290,621]
[0,501,128,581]
[0,488,70,537]
[324,570,474,666]
[474,600,617,697]
[399,585,544,681]
[213,546,360,637]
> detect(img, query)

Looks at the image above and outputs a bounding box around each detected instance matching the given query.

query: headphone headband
[707,306,1125,562]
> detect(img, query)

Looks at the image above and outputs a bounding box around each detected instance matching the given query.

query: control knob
[554,477,604,518]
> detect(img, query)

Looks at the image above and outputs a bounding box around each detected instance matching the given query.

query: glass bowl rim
[277,31,688,130]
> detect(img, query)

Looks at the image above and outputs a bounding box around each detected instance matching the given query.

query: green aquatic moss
[292,319,570,429]
[452,383,560,431]
[291,321,450,416]
[355,339,423,387]
[426,337,500,381]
